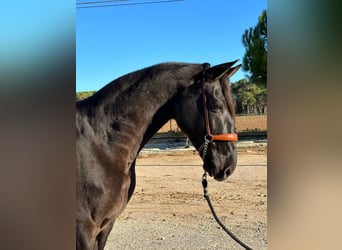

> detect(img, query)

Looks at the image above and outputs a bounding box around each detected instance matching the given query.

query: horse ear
[205,60,241,81]
[226,64,242,78]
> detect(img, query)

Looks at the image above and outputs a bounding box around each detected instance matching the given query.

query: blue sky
[76,0,267,92]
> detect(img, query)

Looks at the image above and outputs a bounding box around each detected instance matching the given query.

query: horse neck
[140,99,175,150]
[105,82,176,163]
[79,65,200,166]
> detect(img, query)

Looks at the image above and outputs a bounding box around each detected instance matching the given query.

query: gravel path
[105,142,267,249]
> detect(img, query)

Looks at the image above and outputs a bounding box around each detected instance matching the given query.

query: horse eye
[212,103,224,112]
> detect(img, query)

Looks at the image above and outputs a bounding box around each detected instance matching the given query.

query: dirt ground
[105,142,267,249]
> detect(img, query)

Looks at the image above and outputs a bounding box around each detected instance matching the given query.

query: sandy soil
[105,142,267,249]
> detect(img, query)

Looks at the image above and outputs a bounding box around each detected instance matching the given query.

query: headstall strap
[198,70,212,160]
[201,74,212,138]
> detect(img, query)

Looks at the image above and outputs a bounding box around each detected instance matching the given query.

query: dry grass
[235,115,267,132]
[158,115,267,133]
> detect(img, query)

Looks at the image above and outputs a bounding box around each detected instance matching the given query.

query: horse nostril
[216,167,232,180]
[215,168,231,181]
[225,167,231,176]
[215,171,225,181]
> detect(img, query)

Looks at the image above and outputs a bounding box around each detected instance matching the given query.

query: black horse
[76,60,241,249]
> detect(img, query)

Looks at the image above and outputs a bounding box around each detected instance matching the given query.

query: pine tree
[242,10,267,88]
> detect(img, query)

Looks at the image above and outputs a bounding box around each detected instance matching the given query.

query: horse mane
[77,62,204,107]
[219,77,236,121]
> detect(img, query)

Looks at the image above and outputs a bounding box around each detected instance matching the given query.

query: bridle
[198,72,238,160]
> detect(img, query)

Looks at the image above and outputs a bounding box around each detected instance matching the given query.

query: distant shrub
[76,91,96,101]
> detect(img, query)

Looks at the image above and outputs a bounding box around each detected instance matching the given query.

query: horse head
[175,60,241,181]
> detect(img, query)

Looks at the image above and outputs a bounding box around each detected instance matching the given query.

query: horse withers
[76,60,241,249]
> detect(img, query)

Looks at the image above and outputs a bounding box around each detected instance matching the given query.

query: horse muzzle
[204,153,236,181]
[214,165,234,181]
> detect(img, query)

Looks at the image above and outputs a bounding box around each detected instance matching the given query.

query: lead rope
[202,172,253,250]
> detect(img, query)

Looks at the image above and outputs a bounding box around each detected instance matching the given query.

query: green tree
[255,88,267,114]
[242,10,267,88]
[231,79,267,115]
